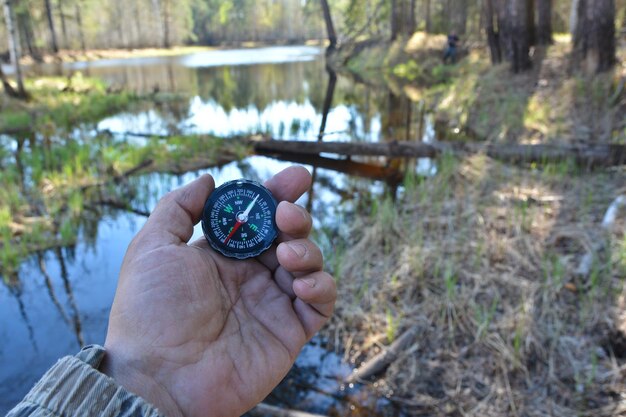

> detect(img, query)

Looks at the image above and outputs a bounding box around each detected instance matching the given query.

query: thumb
[132,174,215,251]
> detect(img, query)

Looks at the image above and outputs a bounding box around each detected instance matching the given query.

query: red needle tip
[224,221,243,244]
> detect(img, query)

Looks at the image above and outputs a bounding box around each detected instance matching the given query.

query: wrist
[100,344,184,417]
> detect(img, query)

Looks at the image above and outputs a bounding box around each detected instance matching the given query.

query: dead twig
[346,327,418,384]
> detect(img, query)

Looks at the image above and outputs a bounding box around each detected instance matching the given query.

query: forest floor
[320,34,626,416]
[339,32,626,144]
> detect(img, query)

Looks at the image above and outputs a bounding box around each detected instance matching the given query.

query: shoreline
[6,40,328,68]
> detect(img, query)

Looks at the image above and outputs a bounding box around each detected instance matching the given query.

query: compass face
[201,179,279,259]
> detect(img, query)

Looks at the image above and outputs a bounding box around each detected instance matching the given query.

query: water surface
[1,46,428,415]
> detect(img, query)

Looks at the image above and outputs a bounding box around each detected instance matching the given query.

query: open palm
[102,167,336,417]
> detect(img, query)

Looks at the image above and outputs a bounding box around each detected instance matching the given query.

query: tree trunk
[0,65,18,97]
[2,0,27,98]
[43,0,59,53]
[133,0,143,47]
[484,0,502,64]
[17,9,42,62]
[320,0,337,49]
[151,0,164,47]
[500,0,533,72]
[391,0,399,40]
[409,0,416,35]
[573,0,616,73]
[527,0,537,46]
[453,0,469,35]
[536,0,553,44]
[425,0,431,32]
[58,0,68,48]
[162,0,171,48]
[75,3,86,52]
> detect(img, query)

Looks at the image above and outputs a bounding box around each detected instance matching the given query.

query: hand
[101,166,337,417]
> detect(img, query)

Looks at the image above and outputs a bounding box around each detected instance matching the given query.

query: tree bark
[500,0,533,72]
[162,0,171,48]
[75,3,86,52]
[573,0,616,73]
[17,9,42,62]
[527,0,537,46]
[151,0,164,47]
[2,0,27,98]
[453,0,469,35]
[391,0,399,40]
[58,0,68,48]
[0,65,18,97]
[484,0,502,64]
[320,0,337,49]
[43,0,59,53]
[536,0,553,44]
[425,0,431,32]
[409,0,416,35]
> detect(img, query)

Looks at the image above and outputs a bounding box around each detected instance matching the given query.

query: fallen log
[248,403,328,417]
[254,140,626,167]
[260,152,404,183]
[345,327,418,384]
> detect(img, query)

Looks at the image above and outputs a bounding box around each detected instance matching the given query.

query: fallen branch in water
[346,327,418,384]
[254,140,626,167]
[93,199,151,217]
[248,403,328,417]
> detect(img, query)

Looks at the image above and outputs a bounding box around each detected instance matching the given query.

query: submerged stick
[345,327,418,384]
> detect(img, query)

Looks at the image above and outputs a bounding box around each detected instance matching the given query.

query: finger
[276,202,312,240]
[264,165,312,203]
[132,175,215,251]
[292,271,337,339]
[274,266,296,299]
[257,166,312,270]
[276,239,323,274]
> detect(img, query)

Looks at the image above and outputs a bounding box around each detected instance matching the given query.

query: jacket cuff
[12,345,165,417]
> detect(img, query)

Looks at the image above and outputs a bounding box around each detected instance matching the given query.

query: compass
[201,179,279,259]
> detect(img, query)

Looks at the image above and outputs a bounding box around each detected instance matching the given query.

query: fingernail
[299,277,316,288]
[286,242,307,258]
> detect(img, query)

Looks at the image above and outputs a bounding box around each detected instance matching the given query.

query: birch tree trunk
[2,0,26,97]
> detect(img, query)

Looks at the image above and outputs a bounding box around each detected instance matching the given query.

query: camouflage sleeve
[6,345,165,417]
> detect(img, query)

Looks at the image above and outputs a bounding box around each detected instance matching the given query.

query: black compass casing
[201,179,279,259]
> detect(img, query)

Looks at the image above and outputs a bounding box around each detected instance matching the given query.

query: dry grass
[323,155,626,416]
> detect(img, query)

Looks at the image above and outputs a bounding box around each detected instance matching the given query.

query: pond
[0,46,432,415]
